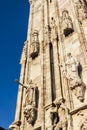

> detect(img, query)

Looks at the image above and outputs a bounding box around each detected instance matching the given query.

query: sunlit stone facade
[9,0,87,130]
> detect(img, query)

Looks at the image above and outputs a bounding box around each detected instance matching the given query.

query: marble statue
[61,9,74,37]
[23,80,37,125]
[64,53,86,102]
[30,30,39,59]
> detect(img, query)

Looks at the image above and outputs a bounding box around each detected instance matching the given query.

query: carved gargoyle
[30,30,39,59]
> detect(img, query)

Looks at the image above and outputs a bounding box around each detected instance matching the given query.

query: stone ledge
[34,126,41,130]
[44,103,55,111]
[70,104,87,115]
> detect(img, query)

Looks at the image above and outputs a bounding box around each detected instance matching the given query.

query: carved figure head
[62,9,69,19]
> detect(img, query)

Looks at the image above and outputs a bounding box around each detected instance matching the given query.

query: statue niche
[76,0,87,24]
[63,53,86,102]
[30,30,39,59]
[61,9,74,37]
[23,80,37,125]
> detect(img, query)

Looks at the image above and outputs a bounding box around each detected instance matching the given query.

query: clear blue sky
[0,0,29,129]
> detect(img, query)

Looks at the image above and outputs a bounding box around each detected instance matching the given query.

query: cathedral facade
[9,0,87,130]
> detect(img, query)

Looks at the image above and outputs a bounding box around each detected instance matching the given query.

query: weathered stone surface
[9,0,87,130]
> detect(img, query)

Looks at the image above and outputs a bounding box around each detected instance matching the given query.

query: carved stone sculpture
[55,101,67,130]
[30,30,39,59]
[76,0,87,24]
[64,53,86,102]
[24,105,36,125]
[61,9,74,37]
[50,107,59,130]
[23,80,37,125]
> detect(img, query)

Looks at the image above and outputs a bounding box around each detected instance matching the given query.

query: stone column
[45,43,53,105]
[44,0,52,106]
[52,39,63,101]
[40,1,45,130]
[20,61,29,130]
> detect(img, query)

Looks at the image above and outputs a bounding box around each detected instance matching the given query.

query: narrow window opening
[50,43,56,101]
